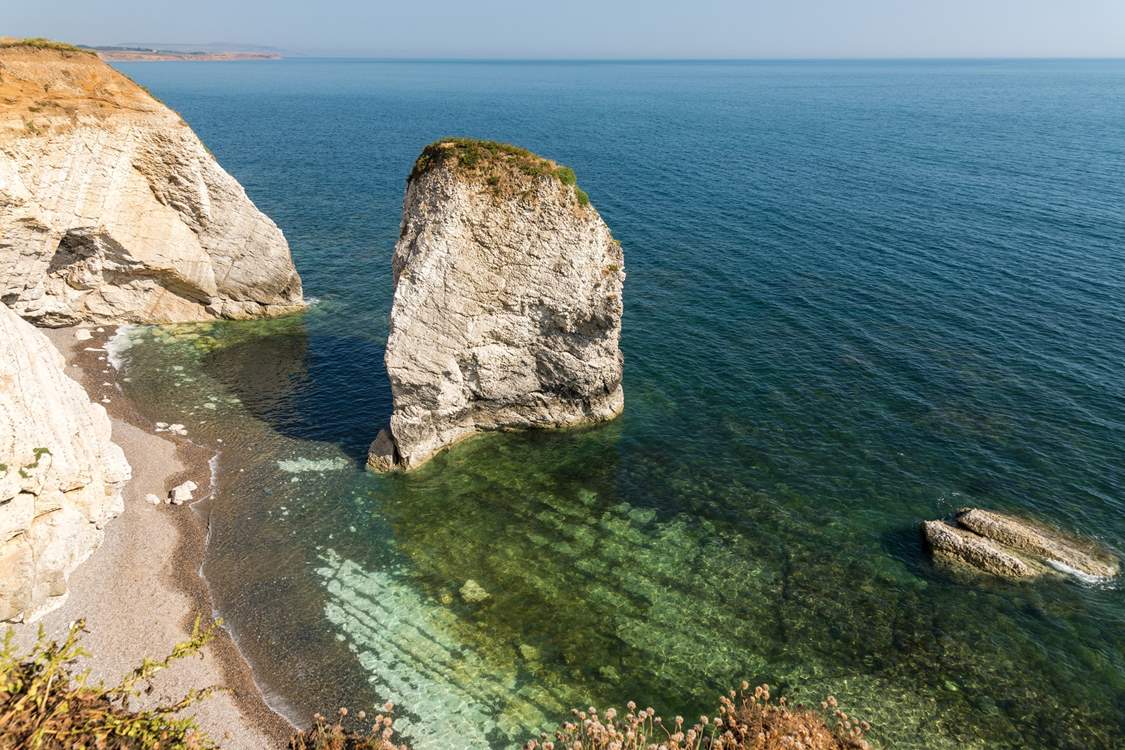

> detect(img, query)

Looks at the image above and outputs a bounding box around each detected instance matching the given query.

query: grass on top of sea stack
[409,138,591,206]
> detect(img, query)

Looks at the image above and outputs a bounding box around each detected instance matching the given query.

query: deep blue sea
[111,59,1125,749]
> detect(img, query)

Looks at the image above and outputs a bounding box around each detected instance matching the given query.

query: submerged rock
[955,508,1118,580]
[0,43,304,326]
[923,508,1118,582]
[460,578,491,604]
[923,520,1042,579]
[276,456,351,474]
[0,304,131,622]
[368,139,625,471]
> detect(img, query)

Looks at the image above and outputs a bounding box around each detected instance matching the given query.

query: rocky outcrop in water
[0,304,131,622]
[0,43,303,326]
[368,140,624,472]
[923,508,1118,582]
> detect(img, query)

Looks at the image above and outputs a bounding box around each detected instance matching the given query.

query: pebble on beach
[169,480,198,505]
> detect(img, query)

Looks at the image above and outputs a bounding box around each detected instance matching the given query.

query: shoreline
[9,325,293,749]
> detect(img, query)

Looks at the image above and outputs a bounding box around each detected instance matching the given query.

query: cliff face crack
[368,139,625,472]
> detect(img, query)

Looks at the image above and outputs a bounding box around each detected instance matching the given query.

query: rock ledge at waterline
[923,507,1119,582]
[0,42,303,325]
[369,140,625,472]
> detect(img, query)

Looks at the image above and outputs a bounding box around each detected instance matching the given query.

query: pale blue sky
[9,0,1125,58]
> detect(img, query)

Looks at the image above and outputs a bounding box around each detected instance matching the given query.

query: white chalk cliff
[0,303,131,622]
[0,43,303,325]
[369,140,624,471]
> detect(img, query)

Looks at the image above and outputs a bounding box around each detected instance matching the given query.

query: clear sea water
[110,59,1125,749]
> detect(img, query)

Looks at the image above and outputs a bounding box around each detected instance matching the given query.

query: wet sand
[9,326,293,749]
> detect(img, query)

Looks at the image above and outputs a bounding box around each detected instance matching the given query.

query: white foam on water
[208,453,220,500]
[105,324,140,370]
[276,457,352,474]
[1045,558,1114,586]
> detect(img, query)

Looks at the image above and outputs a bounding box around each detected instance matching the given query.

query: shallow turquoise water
[112,60,1125,749]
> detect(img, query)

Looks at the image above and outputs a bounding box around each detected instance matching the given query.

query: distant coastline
[89,45,282,61]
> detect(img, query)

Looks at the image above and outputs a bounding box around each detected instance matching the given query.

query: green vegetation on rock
[409,138,593,207]
[0,38,94,55]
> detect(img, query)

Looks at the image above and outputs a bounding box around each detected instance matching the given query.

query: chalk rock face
[0,304,131,622]
[923,508,1119,582]
[369,140,624,471]
[0,44,303,326]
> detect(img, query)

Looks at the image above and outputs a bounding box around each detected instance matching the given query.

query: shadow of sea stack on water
[105,58,1125,750]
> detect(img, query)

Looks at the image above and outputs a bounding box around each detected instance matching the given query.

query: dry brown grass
[0,39,167,136]
[524,684,870,750]
[289,684,871,750]
[288,705,407,750]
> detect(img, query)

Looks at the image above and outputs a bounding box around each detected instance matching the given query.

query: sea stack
[369,139,624,472]
[0,304,131,622]
[0,41,303,325]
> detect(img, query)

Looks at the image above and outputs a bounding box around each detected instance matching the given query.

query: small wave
[276,456,351,473]
[1045,559,1115,586]
[208,453,220,500]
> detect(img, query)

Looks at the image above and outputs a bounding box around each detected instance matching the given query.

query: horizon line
[110,54,1125,63]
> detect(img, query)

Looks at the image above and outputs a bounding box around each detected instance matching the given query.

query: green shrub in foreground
[0,618,220,749]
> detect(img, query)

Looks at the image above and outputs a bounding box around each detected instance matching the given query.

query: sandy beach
[8,326,293,749]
